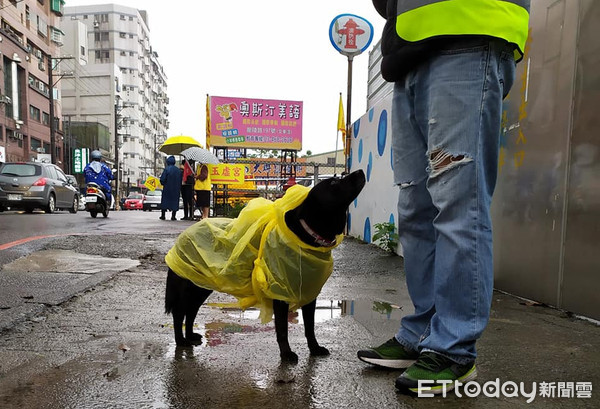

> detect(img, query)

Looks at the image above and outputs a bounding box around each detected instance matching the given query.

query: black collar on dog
[299,219,337,247]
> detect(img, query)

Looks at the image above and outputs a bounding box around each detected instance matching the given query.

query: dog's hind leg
[184,286,212,344]
[273,299,298,363]
[302,299,330,356]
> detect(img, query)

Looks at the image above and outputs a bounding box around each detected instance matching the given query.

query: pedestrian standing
[159,155,182,221]
[180,158,196,220]
[358,0,530,395]
[194,163,211,220]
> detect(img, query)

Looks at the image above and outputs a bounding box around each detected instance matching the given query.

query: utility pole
[114,98,120,204]
[48,54,74,166]
[48,56,56,165]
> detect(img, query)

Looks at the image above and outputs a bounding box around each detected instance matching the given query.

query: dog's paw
[309,345,330,357]
[187,333,203,344]
[280,350,299,363]
[175,339,192,348]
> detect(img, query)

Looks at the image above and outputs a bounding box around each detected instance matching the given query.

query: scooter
[85,182,110,218]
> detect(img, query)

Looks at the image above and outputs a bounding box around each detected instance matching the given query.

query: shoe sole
[405,366,478,395]
[357,355,417,369]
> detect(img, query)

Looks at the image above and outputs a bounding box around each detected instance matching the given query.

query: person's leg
[202,206,209,219]
[391,78,438,352]
[160,209,166,220]
[182,187,189,220]
[410,40,515,364]
[356,78,435,369]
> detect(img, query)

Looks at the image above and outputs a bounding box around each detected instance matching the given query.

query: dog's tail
[164,268,176,315]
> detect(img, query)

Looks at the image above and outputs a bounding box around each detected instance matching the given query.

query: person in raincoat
[83,150,114,206]
[159,155,182,220]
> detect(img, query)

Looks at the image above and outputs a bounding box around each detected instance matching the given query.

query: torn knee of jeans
[398,181,415,189]
[428,149,473,178]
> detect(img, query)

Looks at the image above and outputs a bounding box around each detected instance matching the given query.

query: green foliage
[372,301,393,315]
[224,202,246,218]
[372,222,399,253]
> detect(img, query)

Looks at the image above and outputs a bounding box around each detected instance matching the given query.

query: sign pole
[346,55,353,173]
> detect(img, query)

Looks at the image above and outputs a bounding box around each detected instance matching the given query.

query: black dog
[165,169,365,362]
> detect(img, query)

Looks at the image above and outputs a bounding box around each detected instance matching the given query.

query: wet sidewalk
[0,234,598,408]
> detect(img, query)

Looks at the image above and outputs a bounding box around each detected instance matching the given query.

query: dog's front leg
[273,299,298,362]
[302,299,330,356]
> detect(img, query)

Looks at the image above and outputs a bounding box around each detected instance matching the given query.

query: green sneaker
[395,351,477,395]
[357,337,419,369]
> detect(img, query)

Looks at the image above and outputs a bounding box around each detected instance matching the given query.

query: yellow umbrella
[158,135,203,155]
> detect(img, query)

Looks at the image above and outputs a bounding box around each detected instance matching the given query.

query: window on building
[30,105,41,122]
[129,51,134,56]
[100,14,108,22]
[81,46,85,56]
[129,16,133,21]
[101,32,109,41]
[31,137,42,152]
[0,126,3,141]
[42,112,50,125]
[129,34,134,39]
[120,15,126,20]
[119,32,126,38]
[83,15,88,19]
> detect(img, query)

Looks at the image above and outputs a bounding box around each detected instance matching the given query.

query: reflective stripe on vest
[395,0,530,59]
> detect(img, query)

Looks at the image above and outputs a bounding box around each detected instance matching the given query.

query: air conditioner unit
[93,21,99,28]
[36,147,45,153]
[38,60,45,71]
[14,132,24,140]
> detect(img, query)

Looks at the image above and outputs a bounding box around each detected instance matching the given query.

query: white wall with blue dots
[347,95,402,255]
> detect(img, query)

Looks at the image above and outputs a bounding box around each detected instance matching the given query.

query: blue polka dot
[348,149,353,170]
[390,146,394,171]
[377,110,387,157]
[354,196,358,207]
[358,139,363,163]
[367,152,373,182]
[353,120,360,139]
[389,213,395,226]
[364,217,371,243]
[347,212,352,231]
[369,108,374,122]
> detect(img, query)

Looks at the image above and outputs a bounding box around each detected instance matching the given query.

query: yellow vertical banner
[337,93,346,138]
[206,94,211,149]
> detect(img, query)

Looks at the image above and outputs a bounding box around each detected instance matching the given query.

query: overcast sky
[65,0,384,155]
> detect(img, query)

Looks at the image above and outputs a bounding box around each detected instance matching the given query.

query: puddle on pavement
[164,299,404,357]
[1,249,140,274]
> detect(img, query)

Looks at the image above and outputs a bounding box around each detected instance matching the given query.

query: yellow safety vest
[194,164,211,191]
[395,0,530,60]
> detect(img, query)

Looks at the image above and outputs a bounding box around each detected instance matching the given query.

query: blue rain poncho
[165,185,343,323]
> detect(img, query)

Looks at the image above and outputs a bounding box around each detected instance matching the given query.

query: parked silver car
[142,189,162,211]
[0,162,79,213]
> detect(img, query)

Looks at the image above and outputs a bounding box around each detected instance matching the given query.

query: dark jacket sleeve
[372,0,387,18]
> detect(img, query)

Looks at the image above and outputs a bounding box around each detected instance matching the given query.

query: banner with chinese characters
[208,96,303,151]
[208,163,246,185]
[72,148,89,173]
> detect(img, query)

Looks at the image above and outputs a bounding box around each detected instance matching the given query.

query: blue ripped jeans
[392,39,516,364]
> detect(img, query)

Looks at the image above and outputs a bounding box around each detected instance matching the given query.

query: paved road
[0,209,191,264]
[0,212,598,408]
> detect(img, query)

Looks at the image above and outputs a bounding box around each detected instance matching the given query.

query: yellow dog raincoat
[165,185,343,323]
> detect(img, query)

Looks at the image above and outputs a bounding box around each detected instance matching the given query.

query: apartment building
[61,3,169,196]
[0,0,65,166]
